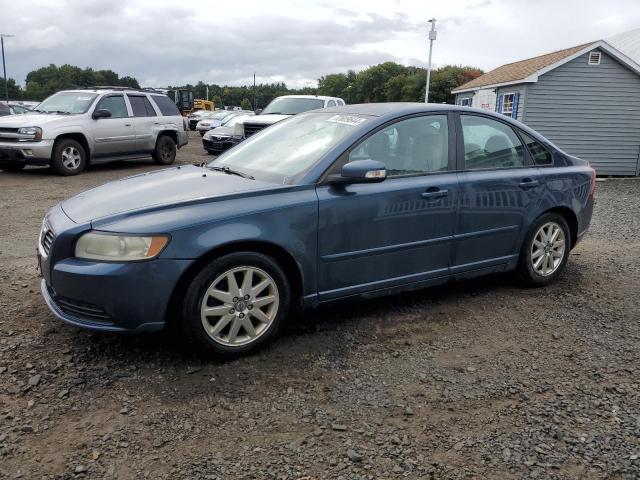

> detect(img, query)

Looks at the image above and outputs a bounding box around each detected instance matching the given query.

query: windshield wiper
[52,110,71,115]
[208,165,254,180]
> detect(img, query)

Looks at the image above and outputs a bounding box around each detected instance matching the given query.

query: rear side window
[128,95,157,117]
[461,115,525,170]
[151,95,181,116]
[520,131,553,165]
[95,95,129,118]
[327,100,336,107]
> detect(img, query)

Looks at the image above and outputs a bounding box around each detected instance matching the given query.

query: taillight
[589,163,596,197]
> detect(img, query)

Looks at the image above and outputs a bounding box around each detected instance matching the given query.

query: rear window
[150,95,181,116]
[520,131,553,165]
[128,95,157,117]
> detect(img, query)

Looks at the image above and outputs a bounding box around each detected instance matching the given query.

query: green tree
[212,95,223,109]
[0,77,23,100]
[429,65,484,104]
[240,98,252,110]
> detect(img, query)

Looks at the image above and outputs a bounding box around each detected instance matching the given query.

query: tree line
[3,62,483,107]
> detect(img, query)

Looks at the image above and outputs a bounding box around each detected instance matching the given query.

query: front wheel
[181,252,291,357]
[517,213,571,287]
[51,139,86,175]
[153,135,176,165]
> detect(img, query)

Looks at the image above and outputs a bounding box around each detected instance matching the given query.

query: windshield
[35,92,97,114]
[261,97,324,115]
[209,112,371,184]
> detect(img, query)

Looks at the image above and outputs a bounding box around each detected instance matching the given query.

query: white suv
[0,87,188,175]
[237,95,345,138]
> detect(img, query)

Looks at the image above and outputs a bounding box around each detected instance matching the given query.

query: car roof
[275,95,343,101]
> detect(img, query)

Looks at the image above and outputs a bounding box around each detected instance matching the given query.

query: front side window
[520,131,553,165]
[35,92,97,114]
[348,115,449,176]
[96,95,128,118]
[461,115,525,169]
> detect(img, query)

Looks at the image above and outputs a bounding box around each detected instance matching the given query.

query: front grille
[0,127,19,134]
[243,123,267,137]
[48,286,112,323]
[40,220,54,255]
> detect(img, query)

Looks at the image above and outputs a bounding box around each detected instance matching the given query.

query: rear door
[91,94,136,157]
[452,113,545,273]
[127,94,159,153]
[316,113,459,300]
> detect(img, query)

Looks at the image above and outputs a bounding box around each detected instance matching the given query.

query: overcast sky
[2,0,640,88]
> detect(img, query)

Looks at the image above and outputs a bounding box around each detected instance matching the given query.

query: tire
[51,139,86,176]
[517,212,571,287]
[181,252,291,358]
[152,135,177,165]
[0,163,25,172]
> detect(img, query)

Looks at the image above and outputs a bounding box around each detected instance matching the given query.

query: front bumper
[41,257,193,332]
[202,136,239,154]
[0,140,54,165]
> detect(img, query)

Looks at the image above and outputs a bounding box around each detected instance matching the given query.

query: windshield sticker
[326,114,368,126]
[77,96,93,101]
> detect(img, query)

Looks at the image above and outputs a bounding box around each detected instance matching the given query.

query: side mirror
[328,159,387,184]
[92,109,112,120]
[254,108,263,115]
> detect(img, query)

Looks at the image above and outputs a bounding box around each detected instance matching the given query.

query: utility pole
[206,85,209,101]
[0,34,14,103]
[425,19,437,103]
[253,72,256,110]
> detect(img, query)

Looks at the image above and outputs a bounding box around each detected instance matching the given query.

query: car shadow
[65,272,519,366]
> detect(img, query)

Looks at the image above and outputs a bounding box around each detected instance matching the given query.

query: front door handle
[421,188,448,199]
[519,178,540,189]
[124,123,132,127]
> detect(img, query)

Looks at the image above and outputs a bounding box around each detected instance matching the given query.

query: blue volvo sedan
[38,104,595,356]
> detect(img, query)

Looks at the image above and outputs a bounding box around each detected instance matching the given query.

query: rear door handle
[519,178,540,189]
[421,188,448,199]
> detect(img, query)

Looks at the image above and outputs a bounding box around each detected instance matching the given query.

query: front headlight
[18,126,42,141]
[233,123,244,136]
[75,232,169,261]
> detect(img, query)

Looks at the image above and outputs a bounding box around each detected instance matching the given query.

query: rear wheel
[517,212,570,287]
[181,252,291,357]
[153,135,176,165]
[0,163,25,172]
[51,139,86,176]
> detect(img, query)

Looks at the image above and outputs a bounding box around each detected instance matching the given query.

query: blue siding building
[452,40,640,176]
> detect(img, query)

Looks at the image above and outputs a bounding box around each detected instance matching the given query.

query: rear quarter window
[520,131,553,165]
[150,95,181,116]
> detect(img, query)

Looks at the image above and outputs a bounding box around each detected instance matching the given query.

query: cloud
[2,0,640,90]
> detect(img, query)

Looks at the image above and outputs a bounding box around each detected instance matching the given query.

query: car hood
[243,114,291,126]
[61,165,275,224]
[206,126,234,137]
[0,112,75,127]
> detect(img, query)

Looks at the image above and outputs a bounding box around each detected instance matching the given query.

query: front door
[452,113,545,272]
[91,94,136,157]
[317,113,459,300]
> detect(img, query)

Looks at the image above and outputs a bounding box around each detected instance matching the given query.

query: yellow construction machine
[173,89,214,116]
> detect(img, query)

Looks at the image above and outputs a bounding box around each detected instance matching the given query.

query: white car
[236,95,345,138]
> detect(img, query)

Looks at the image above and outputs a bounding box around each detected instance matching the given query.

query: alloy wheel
[531,221,566,276]
[61,146,81,170]
[200,266,279,347]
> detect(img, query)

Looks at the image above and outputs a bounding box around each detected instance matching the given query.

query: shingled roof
[452,42,595,92]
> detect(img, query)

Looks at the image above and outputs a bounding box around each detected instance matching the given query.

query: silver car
[0,87,188,175]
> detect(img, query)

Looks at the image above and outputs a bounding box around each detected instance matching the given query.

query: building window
[588,51,601,65]
[500,93,515,116]
[459,97,472,107]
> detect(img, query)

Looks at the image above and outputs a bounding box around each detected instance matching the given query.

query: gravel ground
[0,132,639,479]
